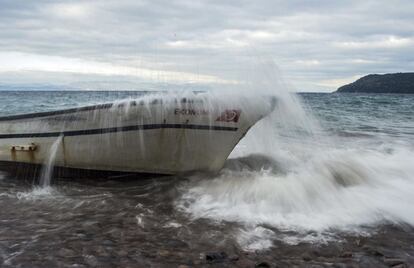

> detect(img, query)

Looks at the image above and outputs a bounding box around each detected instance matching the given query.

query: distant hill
[336,73,414,94]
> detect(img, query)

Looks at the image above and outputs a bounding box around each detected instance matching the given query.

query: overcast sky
[0,0,413,92]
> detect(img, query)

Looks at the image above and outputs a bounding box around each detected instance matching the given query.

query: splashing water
[15,186,60,201]
[39,136,63,187]
[177,64,414,249]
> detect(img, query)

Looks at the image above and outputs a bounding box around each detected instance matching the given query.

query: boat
[0,93,275,175]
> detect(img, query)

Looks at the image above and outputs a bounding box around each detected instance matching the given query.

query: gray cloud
[0,0,413,91]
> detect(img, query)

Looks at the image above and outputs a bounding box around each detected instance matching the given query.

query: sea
[0,90,413,267]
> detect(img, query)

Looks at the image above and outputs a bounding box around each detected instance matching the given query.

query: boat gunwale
[0,96,208,122]
[0,103,114,122]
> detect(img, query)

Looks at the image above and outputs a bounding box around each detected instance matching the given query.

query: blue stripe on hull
[0,124,238,139]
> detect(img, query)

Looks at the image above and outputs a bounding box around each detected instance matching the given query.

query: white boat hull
[0,94,273,175]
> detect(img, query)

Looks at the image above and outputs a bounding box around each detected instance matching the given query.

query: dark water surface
[1,91,414,267]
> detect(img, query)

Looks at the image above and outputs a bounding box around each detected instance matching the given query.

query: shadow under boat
[0,161,162,183]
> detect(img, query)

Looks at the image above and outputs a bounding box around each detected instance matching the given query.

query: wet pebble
[363,245,385,257]
[236,258,256,267]
[302,252,312,261]
[102,239,114,246]
[58,248,77,257]
[383,258,405,267]
[117,249,128,257]
[358,255,388,268]
[255,261,271,267]
[392,264,407,268]
[84,255,98,267]
[157,249,171,257]
[340,251,353,258]
[165,239,189,248]
[94,246,110,257]
[205,251,228,263]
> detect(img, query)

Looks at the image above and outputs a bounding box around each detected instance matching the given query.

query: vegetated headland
[335,72,414,94]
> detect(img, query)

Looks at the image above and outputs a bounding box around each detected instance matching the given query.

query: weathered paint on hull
[0,95,272,174]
